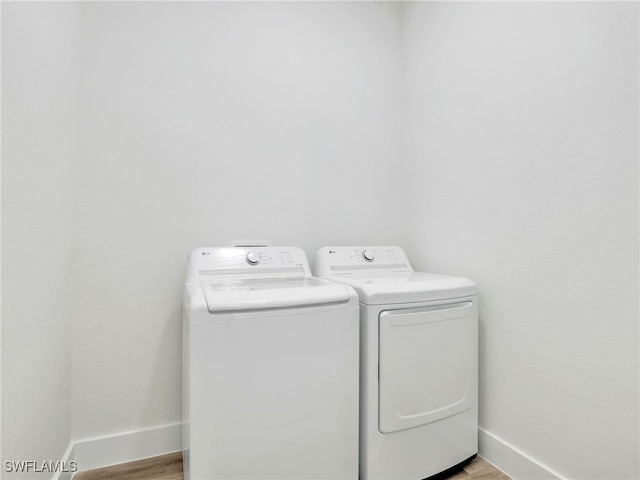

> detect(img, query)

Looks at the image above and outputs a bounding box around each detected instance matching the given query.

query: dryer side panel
[378,301,477,434]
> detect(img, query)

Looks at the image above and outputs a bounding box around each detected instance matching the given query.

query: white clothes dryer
[315,246,478,480]
[183,246,359,480]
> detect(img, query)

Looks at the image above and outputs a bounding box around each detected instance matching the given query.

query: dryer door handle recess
[385,301,473,327]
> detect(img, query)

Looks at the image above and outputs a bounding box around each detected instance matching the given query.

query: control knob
[362,250,375,262]
[245,251,261,265]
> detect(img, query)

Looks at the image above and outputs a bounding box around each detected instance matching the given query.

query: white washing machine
[315,246,478,480]
[183,246,359,480]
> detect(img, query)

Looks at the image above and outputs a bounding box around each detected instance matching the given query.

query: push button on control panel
[362,250,375,262]
[245,251,261,265]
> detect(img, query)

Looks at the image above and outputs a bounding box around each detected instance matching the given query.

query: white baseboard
[58,422,182,477]
[52,441,76,480]
[478,427,564,480]
[58,424,558,480]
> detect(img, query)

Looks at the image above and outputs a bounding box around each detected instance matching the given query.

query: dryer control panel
[185,246,310,280]
[314,246,412,276]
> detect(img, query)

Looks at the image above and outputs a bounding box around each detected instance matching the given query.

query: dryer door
[378,300,476,434]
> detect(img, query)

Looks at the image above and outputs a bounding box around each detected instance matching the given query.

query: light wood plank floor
[73,452,510,480]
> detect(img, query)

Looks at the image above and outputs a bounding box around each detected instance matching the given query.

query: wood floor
[73,452,510,480]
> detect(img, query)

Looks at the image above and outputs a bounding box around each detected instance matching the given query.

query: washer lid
[201,277,352,313]
[325,271,477,305]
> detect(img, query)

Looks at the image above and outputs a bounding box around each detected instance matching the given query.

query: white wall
[402,2,639,479]
[72,2,404,441]
[1,2,80,477]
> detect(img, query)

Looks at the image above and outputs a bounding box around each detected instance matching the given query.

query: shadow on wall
[142,304,183,431]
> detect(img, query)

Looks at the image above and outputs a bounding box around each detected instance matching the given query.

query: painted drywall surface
[2,2,80,477]
[402,2,639,479]
[72,2,403,440]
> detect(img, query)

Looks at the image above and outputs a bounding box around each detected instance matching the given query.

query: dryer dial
[246,251,261,265]
[362,250,375,262]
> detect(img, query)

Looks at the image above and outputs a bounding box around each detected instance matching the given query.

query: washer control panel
[314,246,411,276]
[186,246,310,279]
